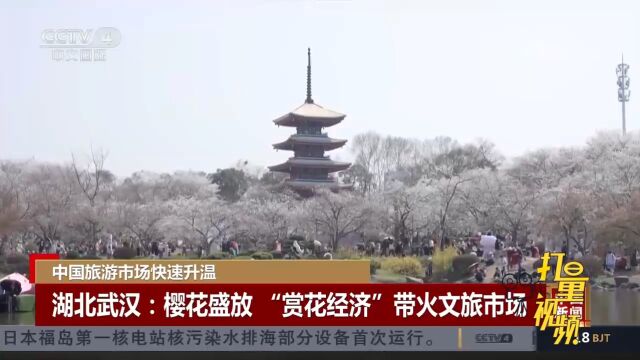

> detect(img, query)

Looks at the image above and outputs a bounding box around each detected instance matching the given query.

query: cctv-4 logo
[475,333,514,343]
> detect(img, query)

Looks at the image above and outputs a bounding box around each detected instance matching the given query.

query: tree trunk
[0,234,7,256]
[439,216,447,251]
[562,226,571,256]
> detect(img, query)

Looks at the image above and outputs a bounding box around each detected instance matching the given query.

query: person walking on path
[605,251,617,275]
[630,249,639,271]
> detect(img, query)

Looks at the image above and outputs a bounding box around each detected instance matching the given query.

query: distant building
[269,49,351,194]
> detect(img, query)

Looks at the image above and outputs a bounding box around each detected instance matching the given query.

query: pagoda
[269,49,351,194]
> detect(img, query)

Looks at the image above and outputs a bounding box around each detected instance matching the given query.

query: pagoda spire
[617,52,630,135]
[306,48,313,104]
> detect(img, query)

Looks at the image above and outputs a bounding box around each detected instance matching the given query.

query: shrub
[452,254,480,276]
[370,257,382,275]
[431,247,458,275]
[113,247,136,259]
[65,251,80,259]
[418,256,431,268]
[380,257,423,277]
[207,252,231,260]
[578,255,603,278]
[251,251,274,260]
[1,253,29,275]
[335,248,360,260]
[5,253,28,265]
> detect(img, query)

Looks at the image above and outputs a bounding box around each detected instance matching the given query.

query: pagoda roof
[268,157,351,173]
[273,135,347,151]
[273,102,346,127]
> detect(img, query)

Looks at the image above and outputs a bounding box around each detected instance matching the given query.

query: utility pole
[617,54,630,135]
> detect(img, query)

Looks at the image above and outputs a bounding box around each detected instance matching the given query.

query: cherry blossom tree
[305,189,376,250]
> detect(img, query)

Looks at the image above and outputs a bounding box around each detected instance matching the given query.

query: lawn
[370,269,407,283]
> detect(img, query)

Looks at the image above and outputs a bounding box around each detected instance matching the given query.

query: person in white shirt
[292,240,303,257]
[605,251,617,274]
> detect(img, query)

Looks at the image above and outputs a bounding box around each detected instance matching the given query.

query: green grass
[370,269,407,283]
[0,311,34,325]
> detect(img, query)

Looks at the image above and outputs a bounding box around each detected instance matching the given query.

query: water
[590,290,640,326]
[0,311,34,325]
[1,290,638,326]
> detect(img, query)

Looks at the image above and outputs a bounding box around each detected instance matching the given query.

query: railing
[289,156,330,160]
[288,177,335,182]
[295,130,327,137]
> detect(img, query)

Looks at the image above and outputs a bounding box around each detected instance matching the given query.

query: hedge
[370,257,382,275]
[113,247,136,259]
[0,253,29,275]
[578,255,603,278]
[431,247,458,274]
[251,251,274,260]
[380,257,423,277]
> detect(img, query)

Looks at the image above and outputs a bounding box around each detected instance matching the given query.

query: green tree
[207,168,249,202]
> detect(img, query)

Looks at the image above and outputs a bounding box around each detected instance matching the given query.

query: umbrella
[467,262,481,270]
[0,273,32,294]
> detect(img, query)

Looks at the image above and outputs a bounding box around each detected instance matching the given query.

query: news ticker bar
[35,259,371,283]
[35,283,541,326]
[0,326,536,352]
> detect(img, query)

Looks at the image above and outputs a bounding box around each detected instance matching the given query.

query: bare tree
[71,148,110,207]
[70,148,113,246]
[350,132,382,193]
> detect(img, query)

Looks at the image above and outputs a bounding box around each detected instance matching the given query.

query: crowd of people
[603,249,640,275]
[277,237,332,259]
[350,231,545,283]
[6,230,640,283]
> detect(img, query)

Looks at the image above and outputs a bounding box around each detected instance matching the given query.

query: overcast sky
[0,0,638,176]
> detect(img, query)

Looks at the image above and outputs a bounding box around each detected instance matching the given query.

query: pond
[590,290,640,326]
[0,310,34,325]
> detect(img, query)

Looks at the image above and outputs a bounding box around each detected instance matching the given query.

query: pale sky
[0,0,638,176]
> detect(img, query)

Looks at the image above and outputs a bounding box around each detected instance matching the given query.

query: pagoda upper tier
[273,102,346,127]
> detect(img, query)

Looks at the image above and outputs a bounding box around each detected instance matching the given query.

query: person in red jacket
[530,244,540,258]
[229,240,239,257]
